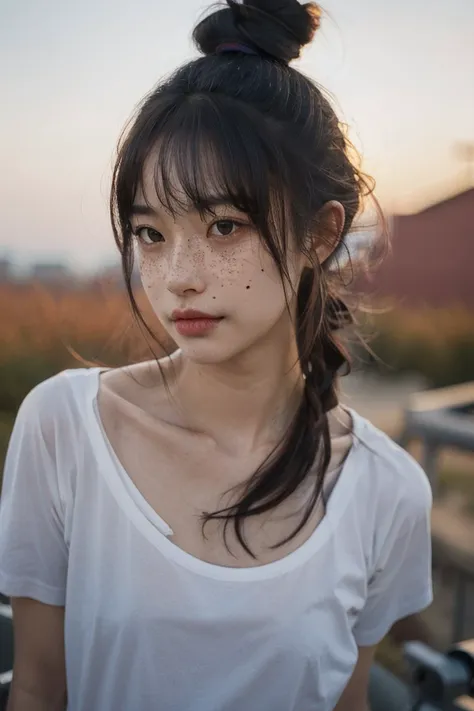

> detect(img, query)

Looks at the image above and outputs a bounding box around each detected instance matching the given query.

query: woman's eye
[209,220,241,238]
[134,226,164,245]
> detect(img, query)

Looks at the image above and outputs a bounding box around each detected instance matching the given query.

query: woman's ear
[311,200,345,266]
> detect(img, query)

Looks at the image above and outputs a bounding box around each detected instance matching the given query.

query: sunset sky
[1,0,473,271]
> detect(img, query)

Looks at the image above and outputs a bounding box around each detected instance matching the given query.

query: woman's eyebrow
[202,198,231,208]
[129,199,240,219]
[130,204,156,217]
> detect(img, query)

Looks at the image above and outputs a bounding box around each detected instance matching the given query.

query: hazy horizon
[1,0,473,270]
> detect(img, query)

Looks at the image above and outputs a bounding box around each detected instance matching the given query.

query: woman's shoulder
[99,359,164,400]
[22,359,164,413]
[98,356,179,419]
[347,407,433,513]
[22,366,101,409]
[15,367,102,438]
[20,361,166,432]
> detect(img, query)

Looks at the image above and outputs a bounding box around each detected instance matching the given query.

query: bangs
[116,94,286,228]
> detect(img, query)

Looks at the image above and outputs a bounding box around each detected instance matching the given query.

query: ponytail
[199,263,354,559]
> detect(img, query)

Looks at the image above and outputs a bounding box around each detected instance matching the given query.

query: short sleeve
[0,382,68,605]
[352,464,433,647]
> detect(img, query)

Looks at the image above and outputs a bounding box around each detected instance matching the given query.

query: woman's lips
[174,317,223,337]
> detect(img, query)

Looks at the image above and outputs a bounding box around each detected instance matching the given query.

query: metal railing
[399,382,474,495]
[370,639,474,710]
[399,382,474,645]
[0,596,12,710]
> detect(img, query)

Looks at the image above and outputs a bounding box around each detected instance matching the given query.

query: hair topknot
[193,0,322,64]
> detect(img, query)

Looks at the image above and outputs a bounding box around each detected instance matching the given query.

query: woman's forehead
[136,148,251,218]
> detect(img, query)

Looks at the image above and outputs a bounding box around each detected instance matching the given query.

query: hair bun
[193,0,322,64]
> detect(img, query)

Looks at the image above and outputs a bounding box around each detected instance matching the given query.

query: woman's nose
[165,238,206,296]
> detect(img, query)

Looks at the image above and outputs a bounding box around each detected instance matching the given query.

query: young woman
[0,1,432,710]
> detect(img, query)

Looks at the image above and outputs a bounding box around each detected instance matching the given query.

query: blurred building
[0,258,12,283]
[366,187,474,308]
[30,262,72,284]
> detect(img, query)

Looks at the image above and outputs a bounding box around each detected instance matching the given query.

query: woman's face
[130,156,307,366]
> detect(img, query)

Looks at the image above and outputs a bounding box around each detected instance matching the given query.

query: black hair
[110,0,378,558]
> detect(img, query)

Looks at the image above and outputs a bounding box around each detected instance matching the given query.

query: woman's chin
[177,342,237,366]
[173,332,253,367]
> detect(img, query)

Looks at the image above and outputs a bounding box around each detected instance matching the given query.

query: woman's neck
[166,341,305,454]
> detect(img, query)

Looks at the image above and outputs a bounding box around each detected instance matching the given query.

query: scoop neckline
[84,367,366,582]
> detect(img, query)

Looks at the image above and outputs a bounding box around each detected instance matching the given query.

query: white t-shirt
[0,368,433,711]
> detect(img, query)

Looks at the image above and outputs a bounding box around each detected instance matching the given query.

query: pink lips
[171,309,223,337]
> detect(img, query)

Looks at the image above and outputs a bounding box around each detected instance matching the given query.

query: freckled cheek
[227,274,287,318]
[212,247,283,301]
[192,249,206,268]
[208,251,246,293]
[138,254,166,294]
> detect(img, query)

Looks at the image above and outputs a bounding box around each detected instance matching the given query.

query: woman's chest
[94,375,353,569]
[68,455,369,630]
[66,451,368,708]
[67,519,363,669]
[65,506,365,710]
[103,418,330,568]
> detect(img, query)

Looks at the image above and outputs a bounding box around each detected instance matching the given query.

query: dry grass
[363,307,474,387]
[0,282,169,363]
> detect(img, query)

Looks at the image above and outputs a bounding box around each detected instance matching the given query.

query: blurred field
[365,307,474,388]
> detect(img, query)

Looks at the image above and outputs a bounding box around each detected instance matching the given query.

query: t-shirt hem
[0,572,66,606]
[353,588,433,647]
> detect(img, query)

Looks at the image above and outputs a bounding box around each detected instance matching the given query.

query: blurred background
[1,0,473,693]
